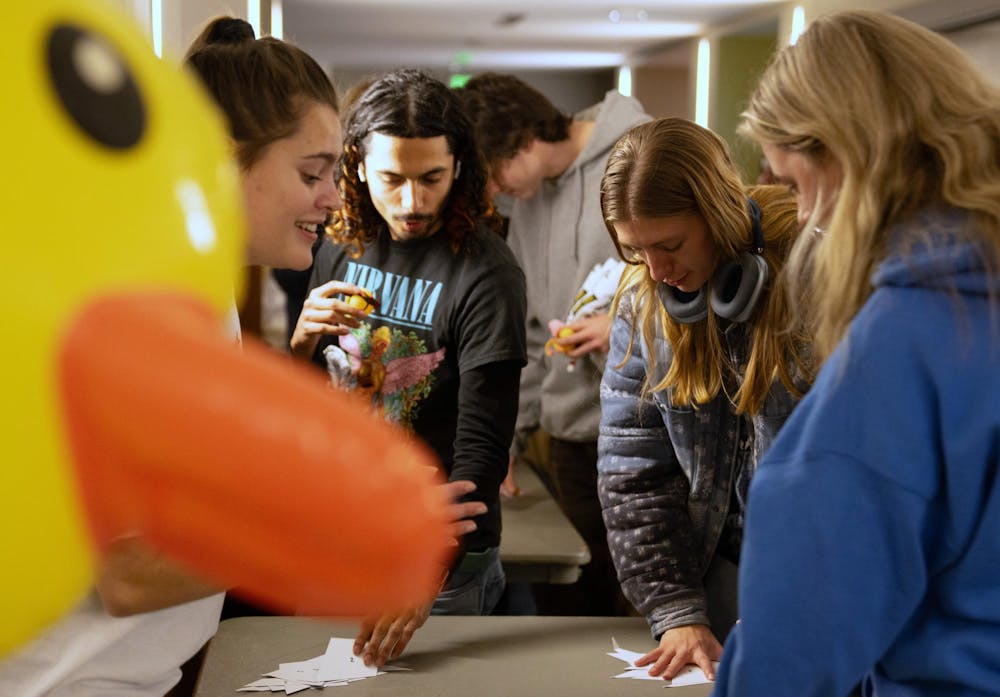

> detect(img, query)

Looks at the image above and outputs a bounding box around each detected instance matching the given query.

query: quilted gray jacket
[597,289,803,639]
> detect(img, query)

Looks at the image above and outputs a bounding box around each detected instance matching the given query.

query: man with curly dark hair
[291,69,527,665]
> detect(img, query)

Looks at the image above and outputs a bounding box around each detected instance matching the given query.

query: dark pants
[532,437,632,617]
[705,554,739,642]
[433,547,505,616]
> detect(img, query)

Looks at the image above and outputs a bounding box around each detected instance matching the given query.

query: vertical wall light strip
[617,66,632,97]
[789,6,806,45]
[695,38,710,127]
[247,0,261,38]
[151,0,162,57]
[271,0,284,39]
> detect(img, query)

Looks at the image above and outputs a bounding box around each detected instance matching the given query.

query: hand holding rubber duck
[544,258,626,370]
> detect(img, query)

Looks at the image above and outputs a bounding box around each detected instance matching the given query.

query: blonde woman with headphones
[597,117,813,681]
[713,11,1000,697]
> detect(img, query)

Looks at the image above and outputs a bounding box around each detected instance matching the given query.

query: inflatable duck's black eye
[47,24,145,150]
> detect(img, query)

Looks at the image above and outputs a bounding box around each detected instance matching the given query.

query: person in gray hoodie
[459,74,650,615]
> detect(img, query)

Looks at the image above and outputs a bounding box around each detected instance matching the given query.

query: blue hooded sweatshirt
[713,208,1000,697]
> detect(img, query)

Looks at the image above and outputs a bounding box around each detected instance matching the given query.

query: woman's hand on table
[635,624,722,681]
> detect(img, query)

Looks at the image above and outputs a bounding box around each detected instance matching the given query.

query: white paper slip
[607,636,647,668]
[237,676,286,691]
[267,656,325,685]
[606,637,718,687]
[568,258,627,321]
[239,636,402,693]
[661,663,719,688]
[614,668,664,681]
[317,638,379,681]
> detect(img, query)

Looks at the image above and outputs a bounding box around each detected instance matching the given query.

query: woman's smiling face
[242,102,342,270]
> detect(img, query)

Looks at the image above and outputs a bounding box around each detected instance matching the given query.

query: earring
[358,164,366,183]
[453,160,461,180]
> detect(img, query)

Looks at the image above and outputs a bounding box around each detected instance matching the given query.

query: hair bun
[205,17,255,45]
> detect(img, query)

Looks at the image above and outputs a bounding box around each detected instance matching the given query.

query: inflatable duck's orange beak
[57,293,452,615]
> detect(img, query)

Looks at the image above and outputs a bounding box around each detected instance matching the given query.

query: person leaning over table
[597,117,815,681]
[290,69,527,667]
[713,10,1000,697]
[189,24,489,625]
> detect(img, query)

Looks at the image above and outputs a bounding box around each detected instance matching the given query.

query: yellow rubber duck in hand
[544,323,577,356]
[545,320,579,371]
[2,0,451,657]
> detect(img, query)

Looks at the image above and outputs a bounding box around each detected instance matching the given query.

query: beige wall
[107,0,151,36]
[800,0,916,19]
[632,65,691,120]
[944,19,1000,84]
[109,0,281,60]
[637,0,998,183]
[713,35,777,183]
[161,0,247,59]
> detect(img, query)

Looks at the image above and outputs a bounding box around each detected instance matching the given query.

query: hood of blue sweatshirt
[872,207,994,297]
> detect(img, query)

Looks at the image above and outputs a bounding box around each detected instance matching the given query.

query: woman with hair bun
[598,117,813,681]
[185,17,349,274]
[714,11,1000,696]
[187,17,488,665]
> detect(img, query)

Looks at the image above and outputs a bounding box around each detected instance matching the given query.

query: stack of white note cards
[607,637,718,688]
[238,638,410,694]
[566,257,627,322]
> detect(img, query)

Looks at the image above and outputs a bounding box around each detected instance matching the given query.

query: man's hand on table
[352,479,485,665]
[353,603,432,667]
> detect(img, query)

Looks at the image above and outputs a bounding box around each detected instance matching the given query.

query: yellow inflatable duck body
[2,0,451,657]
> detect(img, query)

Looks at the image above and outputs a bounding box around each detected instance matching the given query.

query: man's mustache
[394,214,434,222]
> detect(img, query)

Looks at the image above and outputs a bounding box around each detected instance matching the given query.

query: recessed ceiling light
[610,8,651,23]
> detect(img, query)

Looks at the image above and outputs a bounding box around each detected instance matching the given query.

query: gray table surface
[499,463,590,584]
[193,615,713,696]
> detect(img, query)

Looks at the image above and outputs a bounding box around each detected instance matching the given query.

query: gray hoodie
[507,90,651,449]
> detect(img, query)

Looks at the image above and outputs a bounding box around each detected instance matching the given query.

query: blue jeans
[431,547,505,616]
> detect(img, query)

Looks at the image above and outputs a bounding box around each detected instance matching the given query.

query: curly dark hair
[332,69,499,257]
[457,72,572,170]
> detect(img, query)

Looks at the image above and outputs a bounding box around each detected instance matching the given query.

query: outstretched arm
[599,297,713,679]
[96,535,219,616]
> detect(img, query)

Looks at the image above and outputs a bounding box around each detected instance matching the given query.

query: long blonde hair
[740,10,1000,361]
[601,118,810,414]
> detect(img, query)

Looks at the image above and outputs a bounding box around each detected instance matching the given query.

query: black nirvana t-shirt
[309,227,526,550]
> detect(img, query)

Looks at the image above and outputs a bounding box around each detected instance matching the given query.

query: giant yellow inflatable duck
[2,0,451,656]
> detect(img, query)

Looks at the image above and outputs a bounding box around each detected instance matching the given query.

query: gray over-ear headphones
[657,198,769,324]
